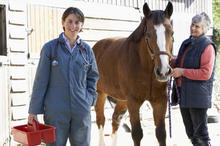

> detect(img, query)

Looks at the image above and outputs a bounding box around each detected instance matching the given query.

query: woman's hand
[171,68,183,78]
[28,113,38,124]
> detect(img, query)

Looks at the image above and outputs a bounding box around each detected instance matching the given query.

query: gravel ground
[90,107,220,146]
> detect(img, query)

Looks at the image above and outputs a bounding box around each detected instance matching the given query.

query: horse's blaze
[154,24,170,78]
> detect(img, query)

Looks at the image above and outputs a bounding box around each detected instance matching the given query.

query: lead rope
[167,77,180,138]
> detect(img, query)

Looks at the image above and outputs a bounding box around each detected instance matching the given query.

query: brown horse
[93,2,174,146]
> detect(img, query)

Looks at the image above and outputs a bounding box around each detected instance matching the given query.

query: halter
[144,26,173,61]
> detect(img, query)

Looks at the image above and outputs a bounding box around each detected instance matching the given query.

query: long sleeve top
[171,44,215,87]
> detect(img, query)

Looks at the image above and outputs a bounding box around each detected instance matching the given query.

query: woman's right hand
[171,68,183,78]
[28,113,38,124]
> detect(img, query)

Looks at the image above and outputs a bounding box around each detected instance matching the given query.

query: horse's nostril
[156,68,161,75]
[165,68,172,76]
[168,68,172,75]
[156,67,171,76]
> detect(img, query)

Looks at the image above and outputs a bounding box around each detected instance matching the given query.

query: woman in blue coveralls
[28,7,99,146]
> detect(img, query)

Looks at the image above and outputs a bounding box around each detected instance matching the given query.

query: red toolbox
[11,120,56,146]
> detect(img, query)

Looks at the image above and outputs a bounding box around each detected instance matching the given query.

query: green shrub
[213,0,220,100]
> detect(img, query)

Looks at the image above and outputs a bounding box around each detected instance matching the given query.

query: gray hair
[192,12,211,34]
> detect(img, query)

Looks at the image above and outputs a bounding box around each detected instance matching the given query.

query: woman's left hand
[28,113,38,124]
[171,68,183,78]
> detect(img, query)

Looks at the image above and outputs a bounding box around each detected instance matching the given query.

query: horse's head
[130,2,174,82]
[144,2,174,82]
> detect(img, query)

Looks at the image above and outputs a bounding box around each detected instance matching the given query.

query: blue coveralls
[28,33,99,146]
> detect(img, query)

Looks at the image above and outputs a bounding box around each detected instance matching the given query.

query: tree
[212,0,220,108]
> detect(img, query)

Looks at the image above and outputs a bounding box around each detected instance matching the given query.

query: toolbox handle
[28,119,39,131]
[33,119,39,131]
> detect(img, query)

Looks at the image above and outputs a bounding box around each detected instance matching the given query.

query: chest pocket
[76,61,89,70]
[72,48,93,86]
[72,60,88,88]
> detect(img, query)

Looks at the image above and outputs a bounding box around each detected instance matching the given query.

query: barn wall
[6,1,29,145]
[8,0,28,122]
[26,0,213,57]
[0,56,9,146]
[0,1,8,146]
[0,1,10,145]
[27,0,210,13]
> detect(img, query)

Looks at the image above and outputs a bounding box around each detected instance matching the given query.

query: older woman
[171,12,217,146]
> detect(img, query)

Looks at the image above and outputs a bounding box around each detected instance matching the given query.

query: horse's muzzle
[155,66,172,82]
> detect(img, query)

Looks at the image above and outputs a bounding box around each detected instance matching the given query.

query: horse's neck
[118,38,153,68]
[135,38,153,67]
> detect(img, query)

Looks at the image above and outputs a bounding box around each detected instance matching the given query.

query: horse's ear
[165,1,173,18]
[128,3,149,42]
[129,17,146,42]
[143,3,152,18]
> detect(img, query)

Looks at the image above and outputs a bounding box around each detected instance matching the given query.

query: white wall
[171,13,194,56]
[0,56,9,146]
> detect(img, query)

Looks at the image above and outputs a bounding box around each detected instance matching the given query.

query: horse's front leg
[95,91,108,146]
[111,100,127,146]
[150,96,167,146]
[127,97,143,146]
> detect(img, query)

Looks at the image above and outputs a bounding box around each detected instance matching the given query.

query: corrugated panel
[28,5,63,54]
[138,0,210,14]
[25,0,211,14]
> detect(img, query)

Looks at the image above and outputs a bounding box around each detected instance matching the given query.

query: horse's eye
[146,33,151,38]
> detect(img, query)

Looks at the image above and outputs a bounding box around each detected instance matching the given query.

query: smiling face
[190,22,204,38]
[62,13,83,40]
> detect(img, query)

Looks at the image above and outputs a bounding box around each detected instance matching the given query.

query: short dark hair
[62,7,85,31]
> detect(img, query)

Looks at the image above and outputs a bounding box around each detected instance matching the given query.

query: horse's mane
[151,10,166,25]
[128,10,167,42]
